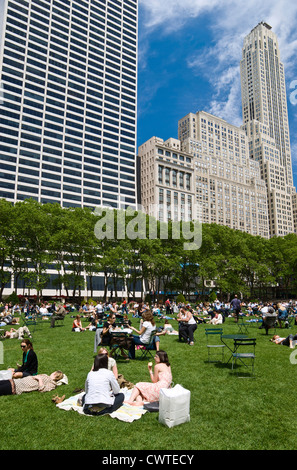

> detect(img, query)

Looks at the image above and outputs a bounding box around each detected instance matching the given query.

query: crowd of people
[0,297,176,410]
[1,295,297,415]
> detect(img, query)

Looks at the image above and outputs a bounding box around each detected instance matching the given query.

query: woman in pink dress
[125,350,172,406]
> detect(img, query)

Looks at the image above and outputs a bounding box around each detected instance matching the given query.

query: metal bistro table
[221,334,249,363]
[110,328,133,359]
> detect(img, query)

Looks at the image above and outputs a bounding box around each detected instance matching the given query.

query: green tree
[0,199,14,299]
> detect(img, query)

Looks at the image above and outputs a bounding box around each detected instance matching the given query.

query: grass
[1,312,297,450]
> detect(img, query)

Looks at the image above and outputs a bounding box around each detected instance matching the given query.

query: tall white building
[179,111,269,238]
[0,0,138,210]
[240,22,295,236]
[139,111,269,239]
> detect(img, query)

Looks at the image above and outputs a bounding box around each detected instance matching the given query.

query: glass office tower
[0,0,138,209]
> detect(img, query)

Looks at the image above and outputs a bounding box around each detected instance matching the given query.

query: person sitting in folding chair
[128,310,160,360]
[277,303,289,328]
[50,304,67,328]
[177,307,197,346]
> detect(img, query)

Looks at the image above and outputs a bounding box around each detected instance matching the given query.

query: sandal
[52,394,65,404]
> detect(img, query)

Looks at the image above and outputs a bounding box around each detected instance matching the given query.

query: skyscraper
[240,21,295,236]
[138,111,270,239]
[0,0,138,210]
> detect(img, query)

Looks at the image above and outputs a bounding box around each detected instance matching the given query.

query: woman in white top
[209,312,223,325]
[39,304,49,316]
[82,354,124,416]
[177,307,197,345]
[128,310,160,359]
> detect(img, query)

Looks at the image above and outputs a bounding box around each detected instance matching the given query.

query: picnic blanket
[55,388,147,422]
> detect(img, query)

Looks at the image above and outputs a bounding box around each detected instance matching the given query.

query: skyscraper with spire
[240,21,295,237]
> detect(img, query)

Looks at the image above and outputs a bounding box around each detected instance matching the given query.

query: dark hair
[22,338,33,349]
[93,353,108,371]
[156,350,170,367]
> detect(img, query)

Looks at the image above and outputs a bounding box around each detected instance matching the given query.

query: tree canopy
[1,198,297,301]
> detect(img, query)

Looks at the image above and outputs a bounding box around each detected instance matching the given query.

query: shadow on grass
[207,361,257,377]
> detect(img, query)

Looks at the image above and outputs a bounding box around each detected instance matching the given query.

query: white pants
[11,326,31,339]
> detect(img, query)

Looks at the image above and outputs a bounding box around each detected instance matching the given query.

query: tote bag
[158,384,190,428]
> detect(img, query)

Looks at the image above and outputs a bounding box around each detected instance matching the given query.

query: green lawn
[0,312,296,450]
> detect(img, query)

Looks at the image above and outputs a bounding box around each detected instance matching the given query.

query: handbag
[143,401,159,412]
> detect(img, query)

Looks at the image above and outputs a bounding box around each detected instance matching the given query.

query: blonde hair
[53,371,64,381]
[98,347,109,357]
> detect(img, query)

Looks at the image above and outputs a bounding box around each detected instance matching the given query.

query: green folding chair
[232,338,256,377]
[237,316,249,334]
[205,328,225,363]
[138,332,157,360]
[21,312,37,334]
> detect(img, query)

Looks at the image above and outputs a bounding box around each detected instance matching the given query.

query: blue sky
[137,0,297,189]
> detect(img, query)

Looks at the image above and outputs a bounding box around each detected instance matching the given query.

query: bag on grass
[158,384,190,428]
[144,401,159,412]
[110,334,133,349]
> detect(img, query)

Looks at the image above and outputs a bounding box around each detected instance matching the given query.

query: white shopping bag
[159,384,191,428]
[0,370,12,381]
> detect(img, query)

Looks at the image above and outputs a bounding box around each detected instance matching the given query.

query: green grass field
[0,312,296,450]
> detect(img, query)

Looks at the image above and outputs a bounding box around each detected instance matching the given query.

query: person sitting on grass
[97,347,118,379]
[39,303,50,317]
[124,350,172,406]
[8,339,38,379]
[81,353,124,416]
[208,312,223,325]
[162,319,178,335]
[97,347,134,390]
[72,315,92,332]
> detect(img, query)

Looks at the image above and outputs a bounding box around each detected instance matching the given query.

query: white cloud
[139,0,226,32]
[139,0,297,125]
[206,66,242,126]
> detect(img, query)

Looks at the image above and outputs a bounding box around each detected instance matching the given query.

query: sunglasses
[21,345,27,348]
